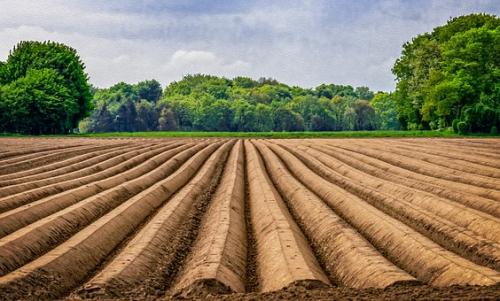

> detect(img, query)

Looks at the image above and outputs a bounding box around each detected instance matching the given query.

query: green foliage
[393,13,499,133]
[452,119,460,133]
[69,130,494,139]
[135,79,162,103]
[457,121,469,134]
[86,79,164,132]
[0,41,91,134]
[136,100,158,131]
[1,68,76,134]
[353,100,377,130]
[371,92,400,130]
[158,107,178,131]
[150,74,378,132]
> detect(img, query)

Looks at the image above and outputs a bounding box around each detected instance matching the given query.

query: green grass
[66,130,500,139]
[2,130,498,139]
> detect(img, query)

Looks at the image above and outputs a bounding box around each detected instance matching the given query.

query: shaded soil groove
[0,137,499,300]
[243,141,260,293]
[254,142,339,287]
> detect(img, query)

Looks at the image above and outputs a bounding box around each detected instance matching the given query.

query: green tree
[135,79,162,103]
[273,107,305,131]
[114,100,137,132]
[353,100,377,130]
[1,68,75,134]
[355,86,374,100]
[392,13,499,132]
[158,107,178,131]
[254,103,273,131]
[196,99,234,131]
[231,100,257,131]
[2,41,92,130]
[136,100,158,131]
[371,92,400,130]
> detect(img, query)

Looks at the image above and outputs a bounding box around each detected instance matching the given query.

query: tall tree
[1,68,75,134]
[91,105,114,133]
[135,80,162,103]
[158,107,178,131]
[371,92,400,130]
[393,13,499,132]
[114,100,137,132]
[2,41,92,131]
[353,100,377,130]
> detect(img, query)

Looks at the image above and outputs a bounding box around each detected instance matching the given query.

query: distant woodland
[0,14,498,135]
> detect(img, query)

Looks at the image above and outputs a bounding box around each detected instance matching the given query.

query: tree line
[393,13,499,134]
[79,75,395,133]
[0,13,497,135]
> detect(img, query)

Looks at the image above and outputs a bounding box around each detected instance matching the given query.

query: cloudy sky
[0,0,498,91]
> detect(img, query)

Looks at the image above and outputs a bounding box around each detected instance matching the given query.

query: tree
[158,107,178,131]
[392,13,499,132]
[136,100,158,131]
[114,100,137,132]
[231,100,257,131]
[355,86,374,100]
[273,107,305,131]
[1,68,75,134]
[84,73,384,133]
[2,41,92,130]
[233,76,259,89]
[371,92,400,130]
[91,105,114,133]
[254,103,273,131]
[196,98,234,131]
[430,25,499,132]
[353,100,377,130]
[135,80,162,103]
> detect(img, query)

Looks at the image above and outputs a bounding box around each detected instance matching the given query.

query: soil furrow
[172,140,247,297]
[254,141,418,288]
[389,140,500,169]
[0,142,223,300]
[273,142,500,271]
[326,141,500,190]
[306,142,500,217]
[322,143,500,201]
[0,144,125,175]
[77,141,231,299]
[0,142,90,162]
[277,142,500,242]
[0,143,142,185]
[243,140,330,292]
[0,143,207,275]
[266,142,500,286]
[0,144,151,195]
[0,142,184,214]
[351,140,500,178]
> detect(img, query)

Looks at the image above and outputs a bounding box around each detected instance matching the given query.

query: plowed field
[0,137,499,300]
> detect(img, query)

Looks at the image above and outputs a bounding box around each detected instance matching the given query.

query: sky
[0,0,498,91]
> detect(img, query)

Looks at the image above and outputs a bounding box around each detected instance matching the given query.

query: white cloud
[0,0,498,91]
[164,49,251,78]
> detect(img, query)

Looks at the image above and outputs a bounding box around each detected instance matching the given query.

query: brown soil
[0,137,499,300]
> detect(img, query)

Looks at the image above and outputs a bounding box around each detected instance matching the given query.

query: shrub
[452,119,460,133]
[457,121,469,134]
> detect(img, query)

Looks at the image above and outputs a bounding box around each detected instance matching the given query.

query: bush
[491,126,498,135]
[452,119,460,133]
[457,121,469,134]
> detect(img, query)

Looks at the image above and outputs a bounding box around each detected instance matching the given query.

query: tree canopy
[392,13,499,133]
[84,73,381,133]
[0,41,91,134]
[2,15,497,135]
